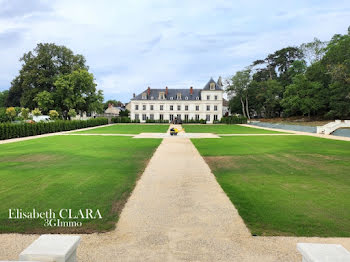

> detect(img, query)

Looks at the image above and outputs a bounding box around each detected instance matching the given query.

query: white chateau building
[130,78,224,123]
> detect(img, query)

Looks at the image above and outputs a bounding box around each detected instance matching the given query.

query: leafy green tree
[252,47,304,86]
[0,108,9,122]
[282,74,326,118]
[7,43,88,109]
[226,69,252,118]
[49,110,59,120]
[21,108,30,119]
[260,80,283,118]
[300,38,327,65]
[288,60,307,78]
[54,69,103,119]
[68,109,77,118]
[0,90,9,107]
[5,107,17,121]
[228,96,243,115]
[119,109,130,117]
[34,91,54,113]
[321,30,350,118]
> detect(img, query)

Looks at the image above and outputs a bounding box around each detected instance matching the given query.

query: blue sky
[0,0,349,103]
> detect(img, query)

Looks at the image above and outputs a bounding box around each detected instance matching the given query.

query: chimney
[165,86,168,96]
[190,86,193,95]
[147,86,151,96]
[133,93,135,98]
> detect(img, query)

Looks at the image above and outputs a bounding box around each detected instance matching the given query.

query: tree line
[1,43,104,120]
[226,27,350,119]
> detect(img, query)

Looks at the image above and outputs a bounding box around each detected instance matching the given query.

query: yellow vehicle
[170,127,179,136]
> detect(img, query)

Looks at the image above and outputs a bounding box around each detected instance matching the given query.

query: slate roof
[203,78,223,90]
[132,78,222,101]
[133,88,202,101]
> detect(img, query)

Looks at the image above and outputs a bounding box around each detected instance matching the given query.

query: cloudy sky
[0,0,349,102]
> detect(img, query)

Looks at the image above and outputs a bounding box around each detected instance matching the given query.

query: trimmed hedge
[0,118,108,140]
[112,117,140,123]
[182,119,207,124]
[145,119,169,123]
[220,116,247,124]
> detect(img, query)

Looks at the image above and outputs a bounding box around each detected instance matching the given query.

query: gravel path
[1,125,349,261]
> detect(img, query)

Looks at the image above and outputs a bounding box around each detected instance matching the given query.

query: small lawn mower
[170,127,179,136]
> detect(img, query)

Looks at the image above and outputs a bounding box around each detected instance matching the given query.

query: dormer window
[185,96,188,100]
[142,93,147,99]
[177,93,182,100]
[151,96,154,100]
[196,96,199,100]
[210,83,215,90]
[159,92,165,100]
[170,97,173,100]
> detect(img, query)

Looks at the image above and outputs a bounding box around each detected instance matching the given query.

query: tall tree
[7,43,88,109]
[226,69,252,119]
[282,74,326,118]
[0,90,9,107]
[54,69,104,119]
[300,38,327,65]
[321,30,350,118]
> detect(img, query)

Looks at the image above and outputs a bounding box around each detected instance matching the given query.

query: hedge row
[220,116,247,124]
[0,118,108,140]
[145,119,169,123]
[112,117,140,123]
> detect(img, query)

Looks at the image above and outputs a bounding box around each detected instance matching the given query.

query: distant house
[72,111,97,120]
[104,104,121,116]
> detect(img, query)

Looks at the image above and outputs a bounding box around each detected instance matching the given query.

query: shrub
[112,117,140,123]
[68,109,77,118]
[220,116,247,124]
[32,108,42,116]
[21,108,30,120]
[0,118,108,140]
[199,119,206,124]
[145,119,169,123]
[182,119,201,124]
[0,108,10,123]
[6,107,17,120]
[49,110,59,120]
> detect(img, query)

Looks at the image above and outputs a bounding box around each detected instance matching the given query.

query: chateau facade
[130,78,224,123]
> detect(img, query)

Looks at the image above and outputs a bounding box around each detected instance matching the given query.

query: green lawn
[183,124,282,134]
[75,124,169,134]
[0,136,161,233]
[192,136,350,237]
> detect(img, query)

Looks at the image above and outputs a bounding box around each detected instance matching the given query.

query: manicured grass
[192,136,350,237]
[0,136,161,233]
[75,124,169,134]
[183,124,282,134]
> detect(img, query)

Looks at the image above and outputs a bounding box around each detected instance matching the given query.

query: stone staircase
[317,120,350,135]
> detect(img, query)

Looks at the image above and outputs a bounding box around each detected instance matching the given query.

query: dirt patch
[0,154,62,163]
[204,156,247,170]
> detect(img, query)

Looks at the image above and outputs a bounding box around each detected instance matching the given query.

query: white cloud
[0,0,349,102]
